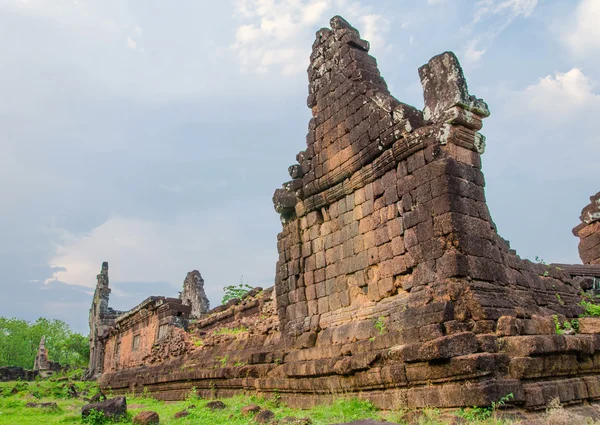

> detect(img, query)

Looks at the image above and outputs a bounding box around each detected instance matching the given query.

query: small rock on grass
[174,410,190,419]
[25,402,58,409]
[280,417,312,425]
[255,409,275,423]
[241,404,261,415]
[132,411,160,425]
[206,400,226,410]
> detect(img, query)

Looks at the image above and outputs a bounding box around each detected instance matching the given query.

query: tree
[221,283,253,305]
[0,317,89,369]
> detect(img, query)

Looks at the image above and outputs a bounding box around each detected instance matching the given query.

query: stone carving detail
[146,328,187,364]
[180,270,210,318]
[573,192,600,264]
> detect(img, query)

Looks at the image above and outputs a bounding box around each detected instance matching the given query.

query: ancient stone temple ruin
[33,336,63,378]
[86,263,209,380]
[180,270,210,318]
[94,16,600,411]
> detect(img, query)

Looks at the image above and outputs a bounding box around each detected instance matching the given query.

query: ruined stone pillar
[180,270,210,318]
[86,262,112,379]
[33,336,49,372]
[573,192,600,264]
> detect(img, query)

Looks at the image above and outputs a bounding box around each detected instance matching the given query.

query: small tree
[221,277,253,304]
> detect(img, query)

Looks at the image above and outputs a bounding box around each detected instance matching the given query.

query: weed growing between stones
[457,393,514,422]
[213,326,248,336]
[552,315,579,334]
[374,316,387,336]
[580,295,600,317]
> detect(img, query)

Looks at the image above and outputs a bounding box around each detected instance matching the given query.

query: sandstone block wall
[273,16,579,343]
[102,297,190,373]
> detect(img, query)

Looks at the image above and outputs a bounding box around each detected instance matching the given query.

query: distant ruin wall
[97,16,600,411]
[0,367,37,382]
[102,298,191,373]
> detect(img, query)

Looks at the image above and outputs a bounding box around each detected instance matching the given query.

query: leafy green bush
[82,408,108,425]
[221,283,253,304]
[580,299,600,317]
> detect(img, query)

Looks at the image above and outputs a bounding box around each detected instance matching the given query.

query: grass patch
[3,380,600,425]
[212,326,248,336]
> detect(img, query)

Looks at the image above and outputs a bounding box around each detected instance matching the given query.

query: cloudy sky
[1,0,598,334]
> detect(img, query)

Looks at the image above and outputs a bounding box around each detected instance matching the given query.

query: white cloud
[44,208,277,304]
[563,0,600,57]
[520,68,600,119]
[231,0,391,75]
[461,0,538,66]
[126,36,137,49]
[463,38,486,64]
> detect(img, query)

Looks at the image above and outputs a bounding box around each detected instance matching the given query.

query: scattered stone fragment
[132,411,160,425]
[90,391,106,403]
[25,402,58,409]
[206,400,226,410]
[280,417,312,425]
[255,409,275,423]
[174,410,190,419]
[241,404,261,415]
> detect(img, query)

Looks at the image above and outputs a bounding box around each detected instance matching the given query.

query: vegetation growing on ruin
[0,317,89,368]
[213,326,248,336]
[221,282,253,304]
[580,294,600,317]
[374,316,387,335]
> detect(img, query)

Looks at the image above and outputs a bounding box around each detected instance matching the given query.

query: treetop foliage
[0,317,89,369]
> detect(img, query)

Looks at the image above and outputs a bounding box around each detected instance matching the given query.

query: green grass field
[0,378,595,425]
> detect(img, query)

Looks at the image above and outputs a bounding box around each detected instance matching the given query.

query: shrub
[222,283,253,304]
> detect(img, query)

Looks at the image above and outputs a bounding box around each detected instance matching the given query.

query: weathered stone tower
[33,337,49,373]
[180,270,210,318]
[87,262,121,379]
[574,192,600,265]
